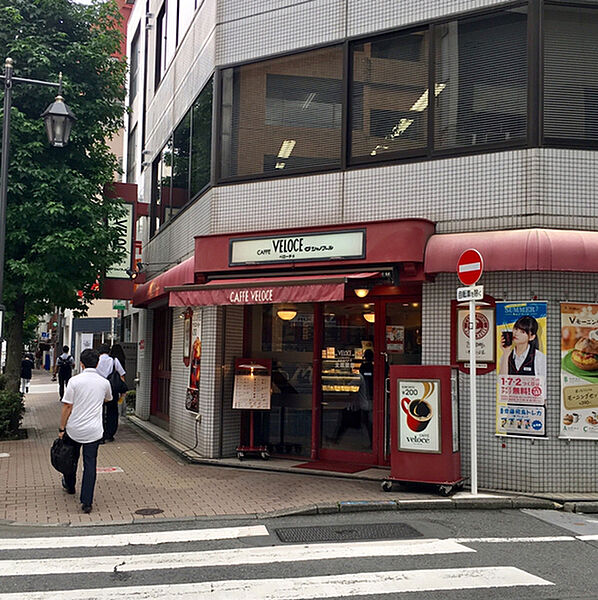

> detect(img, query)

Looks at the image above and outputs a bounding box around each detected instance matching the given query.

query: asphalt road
[1,508,597,599]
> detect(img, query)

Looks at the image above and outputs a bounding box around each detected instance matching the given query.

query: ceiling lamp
[363,312,375,323]
[277,308,297,321]
[354,288,370,298]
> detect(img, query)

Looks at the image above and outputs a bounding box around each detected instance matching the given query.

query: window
[544,5,598,142]
[190,79,213,197]
[350,30,429,161]
[178,0,196,43]
[126,125,137,183]
[155,4,166,89]
[434,9,528,150]
[220,46,343,178]
[129,27,140,105]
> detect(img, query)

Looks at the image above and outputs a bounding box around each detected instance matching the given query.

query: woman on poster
[499,315,546,377]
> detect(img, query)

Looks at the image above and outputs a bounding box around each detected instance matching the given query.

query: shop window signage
[229,229,365,266]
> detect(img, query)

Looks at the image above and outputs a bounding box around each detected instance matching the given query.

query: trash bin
[382,365,463,496]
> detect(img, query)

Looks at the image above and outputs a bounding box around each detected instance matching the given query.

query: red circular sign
[457,248,484,285]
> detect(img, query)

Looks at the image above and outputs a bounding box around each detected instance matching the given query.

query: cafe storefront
[162,218,434,467]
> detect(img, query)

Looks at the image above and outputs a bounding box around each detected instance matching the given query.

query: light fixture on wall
[276,306,297,321]
[363,312,375,323]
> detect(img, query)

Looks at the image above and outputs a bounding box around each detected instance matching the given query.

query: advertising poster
[560,303,598,439]
[496,301,547,437]
[456,307,495,362]
[185,316,202,413]
[398,379,440,453]
[386,325,405,353]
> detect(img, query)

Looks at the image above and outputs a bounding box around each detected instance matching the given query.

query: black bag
[108,365,128,400]
[57,355,73,374]
[50,437,77,475]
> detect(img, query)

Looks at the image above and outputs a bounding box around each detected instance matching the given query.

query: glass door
[320,302,376,461]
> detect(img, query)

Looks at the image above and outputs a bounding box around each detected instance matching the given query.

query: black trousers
[62,434,101,506]
[103,399,119,439]
[58,372,71,399]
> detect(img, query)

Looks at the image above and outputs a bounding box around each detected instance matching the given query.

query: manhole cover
[275,522,422,543]
[134,508,164,516]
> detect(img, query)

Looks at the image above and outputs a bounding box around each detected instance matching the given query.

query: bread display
[571,335,598,371]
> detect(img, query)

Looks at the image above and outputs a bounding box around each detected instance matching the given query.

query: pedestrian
[110,343,128,416]
[58,348,112,514]
[54,345,75,400]
[20,353,34,394]
[96,343,126,442]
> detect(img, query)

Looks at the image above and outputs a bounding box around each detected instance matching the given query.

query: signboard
[232,360,272,410]
[230,229,365,266]
[496,301,547,437]
[185,312,202,413]
[386,325,405,353]
[456,307,495,362]
[398,379,441,453]
[112,300,127,310]
[80,333,93,352]
[456,249,483,286]
[457,285,484,301]
[560,303,598,439]
[106,202,134,279]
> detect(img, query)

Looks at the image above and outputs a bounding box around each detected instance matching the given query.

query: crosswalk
[0,523,555,599]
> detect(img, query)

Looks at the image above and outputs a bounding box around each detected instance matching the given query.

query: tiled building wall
[136,309,153,421]
[423,272,598,492]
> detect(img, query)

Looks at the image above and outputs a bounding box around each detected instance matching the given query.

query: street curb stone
[563,501,598,513]
[339,500,397,513]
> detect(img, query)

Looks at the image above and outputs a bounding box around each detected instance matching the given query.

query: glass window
[250,304,314,457]
[150,137,173,235]
[178,0,195,44]
[190,78,213,197]
[544,5,598,142]
[155,4,167,88]
[434,9,527,150]
[126,124,137,183]
[220,46,343,178]
[172,111,191,208]
[351,30,429,161]
[129,27,140,105]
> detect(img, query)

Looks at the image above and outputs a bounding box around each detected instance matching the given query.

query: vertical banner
[560,303,598,439]
[185,314,202,413]
[496,301,547,437]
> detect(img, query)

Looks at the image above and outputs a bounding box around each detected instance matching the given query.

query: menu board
[232,359,271,410]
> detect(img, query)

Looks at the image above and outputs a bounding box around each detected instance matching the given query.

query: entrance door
[151,307,172,427]
[320,302,376,462]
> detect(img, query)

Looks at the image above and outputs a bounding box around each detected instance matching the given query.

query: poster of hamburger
[561,303,598,439]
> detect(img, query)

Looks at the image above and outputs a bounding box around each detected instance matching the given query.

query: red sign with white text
[457,248,484,286]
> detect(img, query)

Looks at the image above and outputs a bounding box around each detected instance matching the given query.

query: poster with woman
[560,303,598,439]
[496,301,547,437]
[185,315,202,413]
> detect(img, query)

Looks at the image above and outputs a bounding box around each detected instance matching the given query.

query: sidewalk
[0,370,583,527]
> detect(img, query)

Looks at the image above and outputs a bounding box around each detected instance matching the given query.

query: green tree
[0,0,127,393]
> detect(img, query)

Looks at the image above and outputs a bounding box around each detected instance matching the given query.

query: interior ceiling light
[363,312,375,323]
[302,92,316,110]
[277,308,297,321]
[354,288,370,298]
[277,139,296,159]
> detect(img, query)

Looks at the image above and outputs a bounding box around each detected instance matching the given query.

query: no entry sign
[457,248,484,286]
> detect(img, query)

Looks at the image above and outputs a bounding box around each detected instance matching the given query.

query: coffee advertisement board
[398,379,441,453]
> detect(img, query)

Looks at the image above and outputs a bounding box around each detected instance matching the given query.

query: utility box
[383,365,462,496]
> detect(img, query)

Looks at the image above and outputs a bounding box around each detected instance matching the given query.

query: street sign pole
[456,248,484,497]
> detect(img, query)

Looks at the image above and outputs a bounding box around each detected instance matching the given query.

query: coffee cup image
[401,397,433,432]
[501,330,513,347]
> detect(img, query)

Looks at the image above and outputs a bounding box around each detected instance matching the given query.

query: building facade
[126,0,598,492]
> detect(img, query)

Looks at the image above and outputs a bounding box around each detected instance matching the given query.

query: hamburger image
[571,332,598,371]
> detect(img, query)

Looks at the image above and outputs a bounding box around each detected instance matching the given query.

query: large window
[351,30,429,160]
[129,27,140,105]
[220,46,344,179]
[544,5,598,142]
[150,79,213,235]
[434,9,528,150]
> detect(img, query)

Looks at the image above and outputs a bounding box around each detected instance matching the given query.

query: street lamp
[0,57,76,332]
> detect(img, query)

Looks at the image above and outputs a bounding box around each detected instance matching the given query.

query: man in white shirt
[58,348,112,514]
[96,343,126,442]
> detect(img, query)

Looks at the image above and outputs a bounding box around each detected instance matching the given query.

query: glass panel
[172,111,191,212]
[544,6,598,141]
[190,79,213,197]
[251,304,313,457]
[321,303,375,453]
[129,28,140,105]
[126,124,137,183]
[220,46,343,178]
[435,9,527,149]
[351,30,429,160]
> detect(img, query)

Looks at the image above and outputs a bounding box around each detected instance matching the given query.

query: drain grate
[275,522,422,543]
[134,508,164,516]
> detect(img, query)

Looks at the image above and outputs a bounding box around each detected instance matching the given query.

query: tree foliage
[0,0,127,391]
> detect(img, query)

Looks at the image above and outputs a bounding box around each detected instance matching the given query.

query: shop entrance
[320,299,422,465]
[150,307,172,428]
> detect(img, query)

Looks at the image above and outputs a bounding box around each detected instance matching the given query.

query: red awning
[425,228,598,274]
[168,272,380,307]
[132,257,195,307]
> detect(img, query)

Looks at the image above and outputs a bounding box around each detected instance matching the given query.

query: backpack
[57,355,73,373]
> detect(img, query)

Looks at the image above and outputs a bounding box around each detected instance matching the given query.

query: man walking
[96,343,126,442]
[54,345,75,400]
[58,348,112,514]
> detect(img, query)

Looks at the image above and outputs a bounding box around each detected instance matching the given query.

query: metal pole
[469,296,478,495]
[0,57,13,322]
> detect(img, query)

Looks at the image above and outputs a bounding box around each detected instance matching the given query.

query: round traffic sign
[457,248,484,285]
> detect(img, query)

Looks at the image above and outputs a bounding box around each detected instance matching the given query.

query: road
[0,508,597,598]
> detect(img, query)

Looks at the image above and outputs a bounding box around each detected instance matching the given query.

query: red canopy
[132,257,195,307]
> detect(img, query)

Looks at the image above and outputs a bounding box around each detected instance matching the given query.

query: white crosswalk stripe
[0,524,555,599]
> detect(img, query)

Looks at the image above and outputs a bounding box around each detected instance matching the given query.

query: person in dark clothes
[54,346,75,399]
[96,343,126,442]
[20,353,34,394]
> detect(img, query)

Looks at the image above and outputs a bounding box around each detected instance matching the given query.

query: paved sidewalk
[0,370,573,527]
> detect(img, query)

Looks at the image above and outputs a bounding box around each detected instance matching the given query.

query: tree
[0,0,127,392]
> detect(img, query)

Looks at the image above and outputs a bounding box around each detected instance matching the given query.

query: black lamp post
[0,57,76,332]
